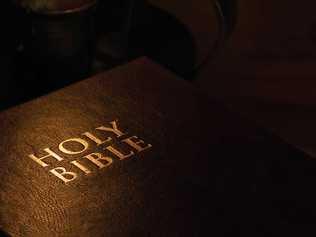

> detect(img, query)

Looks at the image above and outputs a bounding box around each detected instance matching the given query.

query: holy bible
[0,58,315,236]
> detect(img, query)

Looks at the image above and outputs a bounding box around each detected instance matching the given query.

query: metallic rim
[35,0,98,15]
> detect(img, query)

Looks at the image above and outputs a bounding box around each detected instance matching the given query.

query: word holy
[28,120,152,184]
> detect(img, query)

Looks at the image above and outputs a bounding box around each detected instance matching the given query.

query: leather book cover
[0,57,314,236]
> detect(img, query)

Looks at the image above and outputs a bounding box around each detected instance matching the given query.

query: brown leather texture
[0,58,313,236]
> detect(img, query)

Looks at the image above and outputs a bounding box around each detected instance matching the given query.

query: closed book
[0,58,314,236]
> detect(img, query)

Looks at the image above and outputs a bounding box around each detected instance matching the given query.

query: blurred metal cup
[21,0,98,82]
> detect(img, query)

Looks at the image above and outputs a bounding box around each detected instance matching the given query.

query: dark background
[194,0,316,158]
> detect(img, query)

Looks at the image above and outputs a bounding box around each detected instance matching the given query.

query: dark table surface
[191,0,316,157]
[143,0,316,158]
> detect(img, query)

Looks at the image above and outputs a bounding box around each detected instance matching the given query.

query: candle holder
[16,0,98,84]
